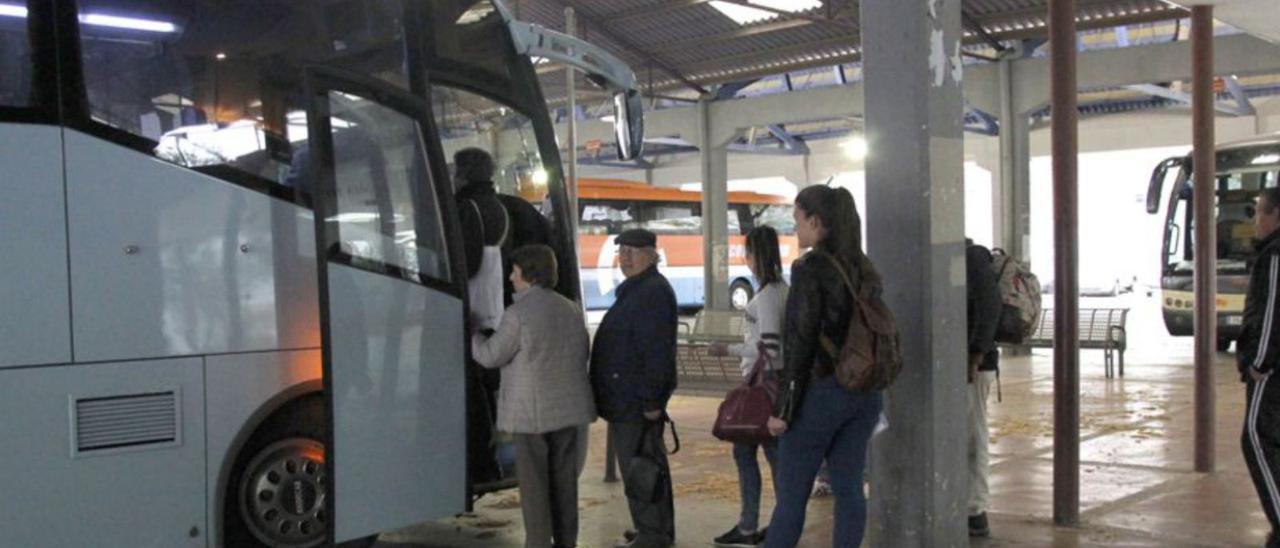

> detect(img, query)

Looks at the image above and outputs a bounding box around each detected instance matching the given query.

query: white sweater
[728,282,789,377]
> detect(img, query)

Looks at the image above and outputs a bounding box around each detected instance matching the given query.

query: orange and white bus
[566,179,800,310]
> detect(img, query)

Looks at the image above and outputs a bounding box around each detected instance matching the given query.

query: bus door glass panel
[309,82,464,543]
[0,0,32,109]
[1167,183,1192,275]
[76,0,408,192]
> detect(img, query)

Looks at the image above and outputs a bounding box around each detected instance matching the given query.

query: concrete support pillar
[698,98,731,310]
[998,58,1032,260]
[863,1,968,545]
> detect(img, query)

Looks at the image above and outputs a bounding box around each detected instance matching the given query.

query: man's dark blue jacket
[590,265,678,423]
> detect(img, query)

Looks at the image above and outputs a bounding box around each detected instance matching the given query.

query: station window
[76,0,409,193]
[0,1,33,108]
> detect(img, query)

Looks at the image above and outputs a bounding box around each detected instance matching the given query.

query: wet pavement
[377,292,1271,547]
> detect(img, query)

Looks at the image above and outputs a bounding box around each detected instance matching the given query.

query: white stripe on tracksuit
[1249,375,1280,525]
[1253,255,1280,371]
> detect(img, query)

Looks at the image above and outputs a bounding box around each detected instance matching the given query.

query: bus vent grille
[74,391,179,454]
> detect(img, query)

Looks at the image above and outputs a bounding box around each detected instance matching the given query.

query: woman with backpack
[707,225,789,547]
[764,186,885,548]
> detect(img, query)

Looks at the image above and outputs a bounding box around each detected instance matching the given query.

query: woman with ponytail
[763,186,884,548]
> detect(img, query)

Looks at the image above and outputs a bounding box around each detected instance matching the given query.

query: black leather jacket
[773,250,857,422]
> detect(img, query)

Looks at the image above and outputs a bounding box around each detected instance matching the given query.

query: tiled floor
[378,292,1272,547]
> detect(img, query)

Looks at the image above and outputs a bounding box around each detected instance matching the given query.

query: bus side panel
[205,350,322,548]
[64,131,320,363]
[0,358,205,547]
[0,123,71,368]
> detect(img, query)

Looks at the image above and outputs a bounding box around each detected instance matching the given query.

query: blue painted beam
[1224,76,1256,115]
[765,124,810,155]
[715,79,761,100]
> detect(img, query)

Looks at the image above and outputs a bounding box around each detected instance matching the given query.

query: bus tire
[224,394,378,548]
[730,279,754,311]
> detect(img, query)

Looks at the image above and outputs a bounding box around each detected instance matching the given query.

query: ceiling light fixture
[0,3,177,33]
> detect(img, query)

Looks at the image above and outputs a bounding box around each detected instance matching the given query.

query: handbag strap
[642,416,680,456]
[747,341,771,386]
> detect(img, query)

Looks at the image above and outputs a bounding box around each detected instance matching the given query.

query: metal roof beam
[715,78,760,100]
[765,123,810,154]
[645,17,814,53]
[554,0,710,95]
[1125,84,1249,116]
[604,0,713,24]
[1224,75,1256,116]
[962,9,1006,52]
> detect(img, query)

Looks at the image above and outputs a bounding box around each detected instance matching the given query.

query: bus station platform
[377,295,1271,548]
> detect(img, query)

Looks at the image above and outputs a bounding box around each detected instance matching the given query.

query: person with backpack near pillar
[763,185,892,548]
[965,239,1003,537]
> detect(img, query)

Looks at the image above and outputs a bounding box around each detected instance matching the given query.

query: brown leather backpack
[817,252,903,391]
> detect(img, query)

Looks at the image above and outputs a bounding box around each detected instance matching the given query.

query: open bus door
[306,67,468,545]
[1147,156,1186,214]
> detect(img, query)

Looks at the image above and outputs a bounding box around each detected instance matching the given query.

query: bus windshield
[1166,144,1280,274]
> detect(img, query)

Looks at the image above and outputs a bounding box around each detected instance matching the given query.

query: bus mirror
[612,90,644,161]
[1147,157,1183,214]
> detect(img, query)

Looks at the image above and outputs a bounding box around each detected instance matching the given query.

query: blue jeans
[764,376,882,548]
[733,439,778,532]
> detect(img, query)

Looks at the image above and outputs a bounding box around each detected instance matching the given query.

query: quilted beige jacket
[471,286,596,434]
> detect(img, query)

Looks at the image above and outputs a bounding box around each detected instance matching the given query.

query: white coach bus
[0,0,641,546]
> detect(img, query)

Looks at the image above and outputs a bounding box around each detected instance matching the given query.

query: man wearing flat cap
[590,228,679,548]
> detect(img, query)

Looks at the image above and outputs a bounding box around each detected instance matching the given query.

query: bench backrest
[1030,308,1128,342]
[692,309,747,339]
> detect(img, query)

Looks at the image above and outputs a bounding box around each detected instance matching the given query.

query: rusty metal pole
[1050,0,1080,527]
[1192,5,1217,474]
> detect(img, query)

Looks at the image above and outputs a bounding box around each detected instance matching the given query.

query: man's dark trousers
[1244,374,1280,544]
[610,420,674,547]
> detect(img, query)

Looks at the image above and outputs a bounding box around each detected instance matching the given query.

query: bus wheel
[730,280,754,311]
[1218,338,1233,352]
[225,396,378,548]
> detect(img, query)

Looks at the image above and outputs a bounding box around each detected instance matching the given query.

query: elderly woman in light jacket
[472,244,596,548]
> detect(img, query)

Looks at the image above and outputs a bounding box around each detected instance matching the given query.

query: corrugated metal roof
[523,0,1187,97]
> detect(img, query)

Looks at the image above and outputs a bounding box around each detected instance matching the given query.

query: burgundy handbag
[712,343,779,444]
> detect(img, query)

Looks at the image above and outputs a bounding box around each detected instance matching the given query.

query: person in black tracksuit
[1240,187,1280,548]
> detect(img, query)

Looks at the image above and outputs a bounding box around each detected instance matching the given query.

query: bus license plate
[1225,316,1243,326]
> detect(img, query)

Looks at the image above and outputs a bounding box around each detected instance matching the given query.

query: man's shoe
[713,525,765,547]
[968,513,991,537]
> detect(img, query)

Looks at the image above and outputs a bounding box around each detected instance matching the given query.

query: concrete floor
[376,292,1273,547]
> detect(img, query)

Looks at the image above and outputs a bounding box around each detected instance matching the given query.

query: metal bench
[675,310,746,386]
[1023,308,1129,378]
